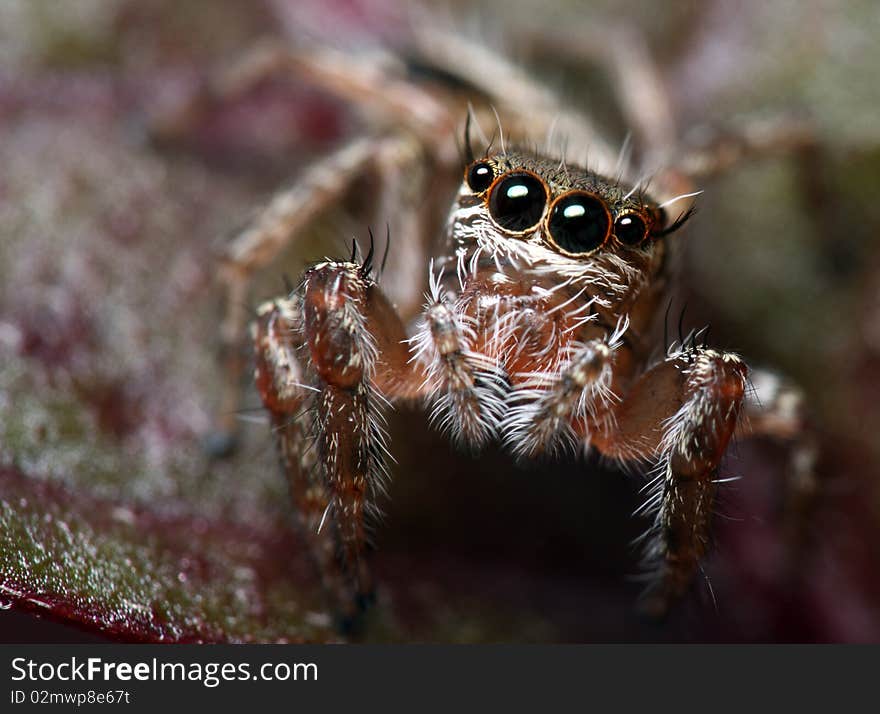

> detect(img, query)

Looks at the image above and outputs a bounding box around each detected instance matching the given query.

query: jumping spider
[158,27,817,628]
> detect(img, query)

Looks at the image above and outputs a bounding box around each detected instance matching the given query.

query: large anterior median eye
[487,171,547,232]
[546,191,611,255]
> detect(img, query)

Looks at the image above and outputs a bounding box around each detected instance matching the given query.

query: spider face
[458,153,665,253]
[459,152,662,263]
[447,151,671,323]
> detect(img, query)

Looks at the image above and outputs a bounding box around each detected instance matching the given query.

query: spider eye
[465,161,495,193]
[487,172,547,232]
[546,191,610,255]
[614,213,648,246]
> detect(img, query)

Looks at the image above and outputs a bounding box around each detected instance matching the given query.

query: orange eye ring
[486,170,549,234]
[544,190,612,256]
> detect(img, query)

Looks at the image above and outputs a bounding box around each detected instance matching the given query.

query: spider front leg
[503,336,620,459]
[252,296,346,615]
[591,346,749,618]
[410,282,506,448]
[253,258,414,630]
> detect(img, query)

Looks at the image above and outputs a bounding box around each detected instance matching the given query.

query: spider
[154,23,818,630]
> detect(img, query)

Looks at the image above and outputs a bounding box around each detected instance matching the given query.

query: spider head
[451,151,686,265]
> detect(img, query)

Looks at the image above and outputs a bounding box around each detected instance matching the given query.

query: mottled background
[1,0,879,642]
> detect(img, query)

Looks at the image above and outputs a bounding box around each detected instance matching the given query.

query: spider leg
[502,338,618,459]
[252,260,416,631]
[669,116,817,182]
[590,346,749,618]
[409,25,619,175]
[213,132,438,453]
[410,297,505,449]
[512,22,676,168]
[252,295,348,618]
[150,38,456,160]
[373,135,438,318]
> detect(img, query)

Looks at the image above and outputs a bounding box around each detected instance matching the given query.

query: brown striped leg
[253,260,416,631]
[252,296,350,618]
[592,346,748,618]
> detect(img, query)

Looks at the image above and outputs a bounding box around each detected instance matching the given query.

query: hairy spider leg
[502,336,621,459]
[587,345,748,617]
[149,39,456,157]
[252,259,421,630]
[252,295,349,617]
[410,298,507,448]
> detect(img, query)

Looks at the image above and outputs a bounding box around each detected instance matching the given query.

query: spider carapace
[252,145,748,627]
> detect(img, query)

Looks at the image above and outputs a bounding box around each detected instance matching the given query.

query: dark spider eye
[546,191,610,255]
[614,213,648,246]
[466,161,495,193]
[488,172,547,232]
